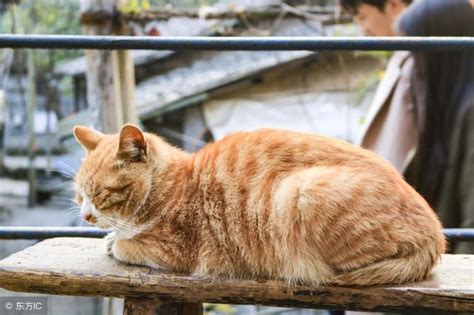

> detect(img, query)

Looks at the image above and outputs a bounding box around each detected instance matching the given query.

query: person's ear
[116,124,147,162]
[73,126,105,153]
[386,0,407,15]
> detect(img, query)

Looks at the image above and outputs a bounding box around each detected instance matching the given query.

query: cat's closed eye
[76,194,83,205]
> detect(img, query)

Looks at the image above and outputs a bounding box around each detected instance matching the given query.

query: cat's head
[73,124,153,233]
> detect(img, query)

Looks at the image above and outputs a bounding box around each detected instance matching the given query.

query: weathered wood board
[0,238,473,312]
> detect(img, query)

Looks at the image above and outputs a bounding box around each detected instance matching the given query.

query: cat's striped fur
[74,124,445,286]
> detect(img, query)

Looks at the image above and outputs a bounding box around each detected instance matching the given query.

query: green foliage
[1,0,82,73]
[121,0,151,14]
[129,0,219,10]
[1,0,80,35]
[204,303,235,315]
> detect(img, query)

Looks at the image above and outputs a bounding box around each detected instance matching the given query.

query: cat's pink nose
[83,212,92,222]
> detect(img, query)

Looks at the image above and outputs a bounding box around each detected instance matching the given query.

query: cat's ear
[73,125,105,153]
[116,124,147,162]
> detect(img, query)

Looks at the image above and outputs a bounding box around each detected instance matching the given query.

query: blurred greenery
[121,0,152,13]
[147,0,219,7]
[204,303,235,314]
[1,0,82,74]
[0,0,223,73]
[0,0,84,126]
[121,0,221,13]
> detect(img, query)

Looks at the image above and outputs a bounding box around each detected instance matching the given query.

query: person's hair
[397,0,474,203]
[339,0,412,14]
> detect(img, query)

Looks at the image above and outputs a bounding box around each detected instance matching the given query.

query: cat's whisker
[99,216,138,239]
[98,215,137,231]
[56,170,75,179]
[99,213,143,228]
[103,217,145,233]
[64,205,81,213]
[61,181,75,192]
[50,169,75,180]
[65,208,82,220]
[55,160,77,178]
[103,217,150,238]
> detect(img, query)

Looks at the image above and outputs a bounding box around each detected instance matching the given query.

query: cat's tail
[331,241,443,286]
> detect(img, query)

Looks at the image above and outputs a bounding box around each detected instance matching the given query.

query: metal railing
[1,35,474,51]
[0,227,473,241]
[0,226,109,240]
[1,34,473,242]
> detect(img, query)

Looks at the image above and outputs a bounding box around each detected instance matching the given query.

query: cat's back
[198,128,394,173]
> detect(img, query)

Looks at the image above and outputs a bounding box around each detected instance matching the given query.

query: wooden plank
[123,299,203,315]
[0,238,473,313]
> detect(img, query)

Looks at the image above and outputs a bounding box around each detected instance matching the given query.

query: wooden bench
[0,238,473,314]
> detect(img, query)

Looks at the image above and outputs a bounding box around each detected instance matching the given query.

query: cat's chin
[94,221,113,230]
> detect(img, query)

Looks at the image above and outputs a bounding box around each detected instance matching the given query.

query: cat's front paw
[104,232,116,256]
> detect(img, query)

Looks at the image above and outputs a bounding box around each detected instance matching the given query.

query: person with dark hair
[339,0,412,36]
[396,0,474,254]
[340,0,416,175]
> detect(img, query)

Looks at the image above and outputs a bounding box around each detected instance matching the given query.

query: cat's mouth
[83,213,112,229]
[84,214,113,229]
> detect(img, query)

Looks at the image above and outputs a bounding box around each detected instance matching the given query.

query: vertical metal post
[26,48,37,207]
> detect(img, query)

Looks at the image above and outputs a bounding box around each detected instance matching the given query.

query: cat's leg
[104,232,116,256]
[272,166,399,285]
[271,167,338,285]
[106,234,165,269]
[281,166,441,286]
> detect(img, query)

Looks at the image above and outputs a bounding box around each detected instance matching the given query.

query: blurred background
[0,0,386,314]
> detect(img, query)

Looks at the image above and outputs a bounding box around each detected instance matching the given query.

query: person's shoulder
[391,51,412,65]
[389,51,413,77]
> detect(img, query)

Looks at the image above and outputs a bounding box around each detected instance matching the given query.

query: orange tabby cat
[73,124,445,286]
